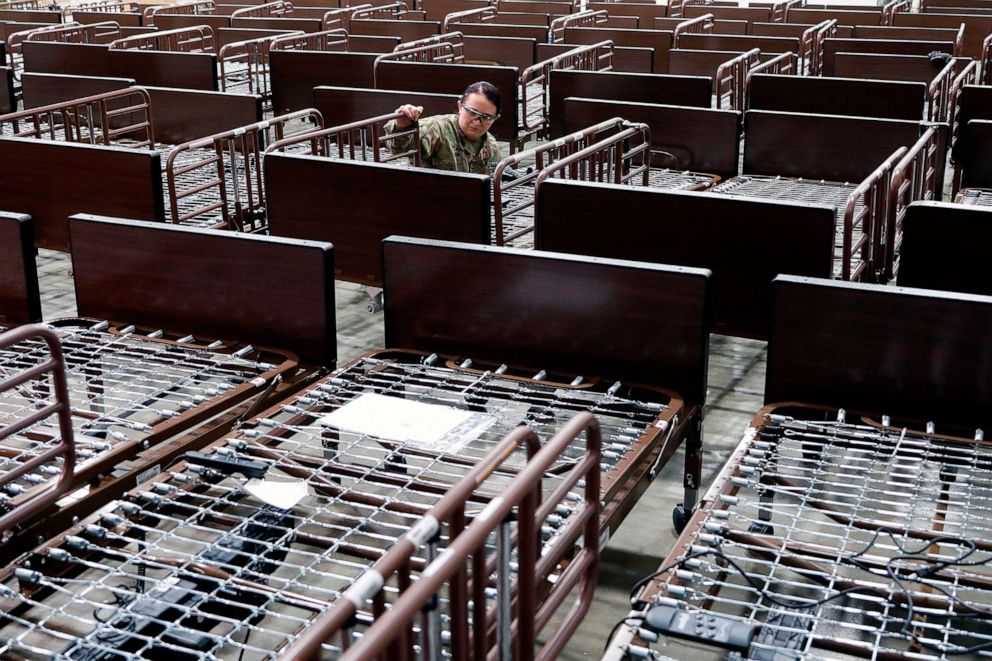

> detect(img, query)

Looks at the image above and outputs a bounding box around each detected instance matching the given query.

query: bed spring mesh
[0,320,288,509]
[713,175,865,279]
[619,406,992,661]
[956,188,992,208]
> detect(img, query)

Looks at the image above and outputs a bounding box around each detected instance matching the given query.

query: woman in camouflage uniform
[385,81,502,176]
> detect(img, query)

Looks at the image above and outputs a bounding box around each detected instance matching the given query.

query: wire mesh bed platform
[0,368,602,659]
[956,188,992,207]
[0,320,295,545]
[607,404,992,661]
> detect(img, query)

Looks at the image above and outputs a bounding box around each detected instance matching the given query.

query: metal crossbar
[109,25,214,53]
[614,404,992,661]
[143,0,215,26]
[22,19,121,45]
[441,5,496,33]
[549,10,608,43]
[520,41,614,132]
[230,0,293,19]
[0,320,292,530]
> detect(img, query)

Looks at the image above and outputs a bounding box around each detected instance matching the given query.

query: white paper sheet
[244,478,309,510]
[317,392,495,453]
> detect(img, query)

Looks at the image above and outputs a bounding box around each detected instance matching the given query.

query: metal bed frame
[0,334,603,659]
[0,320,296,555]
[0,88,323,232]
[885,125,943,280]
[606,274,992,661]
[607,403,992,661]
[142,0,216,27]
[497,118,719,248]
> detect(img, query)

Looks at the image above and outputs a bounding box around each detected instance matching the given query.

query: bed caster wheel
[385,451,408,474]
[367,292,384,314]
[673,504,688,533]
[748,521,774,536]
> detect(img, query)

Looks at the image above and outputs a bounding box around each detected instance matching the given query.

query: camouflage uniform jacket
[385,113,501,176]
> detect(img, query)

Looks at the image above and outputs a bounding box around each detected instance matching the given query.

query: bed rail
[230,0,294,18]
[23,19,121,44]
[6,22,83,71]
[0,86,154,146]
[843,147,905,282]
[144,0,215,26]
[494,117,629,245]
[165,108,323,231]
[744,50,797,108]
[982,32,991,85]
[264,110,420,168]
[550,10,608,44]
[521,40,613,132]
[352,1,412,20]
[769,0,792,23]
[218,33,289,97]
[884,126,940,280]
[320,5,371,30]
[535,120,651,191]
[288,413,603,661]
[441,5,495,33]
[801,18,835,75]
[926,57,957,123]
[948,59,979,165]
[0,324,75,536]
[881,0,909,25]
[270,26,348,51]
[64,0,139,15]
[390,30,465,61]
[672,12,714,47]
[0,0,51,9]
[716,48,759,110]
[109,25,215,52]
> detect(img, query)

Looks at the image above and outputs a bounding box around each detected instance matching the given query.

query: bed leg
[363,286,384,314]
[675,416,702,533]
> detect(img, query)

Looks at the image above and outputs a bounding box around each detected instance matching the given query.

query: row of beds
[0,0,991,659]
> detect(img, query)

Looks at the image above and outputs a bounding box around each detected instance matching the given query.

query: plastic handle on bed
[184,451,268,479]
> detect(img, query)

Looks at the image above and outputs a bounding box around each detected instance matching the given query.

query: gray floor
[35,247,764,659]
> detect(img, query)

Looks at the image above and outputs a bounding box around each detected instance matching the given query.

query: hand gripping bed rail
[885,127,940,280]
[270,26,348,51]
[143,0,215,26]
[842,146,905,282]
[520,40,614,132]
[493,117,629,245]
[0,325,75,536]
[230,0,294,19]
[0,86,154,147]
[549,9,608,44]
[672,13,714,47]
[166,108,323,230]
[441,5,495,33]
[109,25,215,52]
[286,412,602,661]
[263,110,421,167]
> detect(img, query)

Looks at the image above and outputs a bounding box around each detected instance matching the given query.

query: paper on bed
[317,392,496,453]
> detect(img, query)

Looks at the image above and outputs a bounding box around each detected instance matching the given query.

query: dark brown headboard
[536,180,834,339]
[563,26,673,73]
[821,37,953,76]
[312,86,458,128]
[382,236,711,404]
[743,110,923,182]
[68,214,336,366]
[0,138,165,252]
[563,98,741,178]
[22,41,111,77]
[953,85,992,162]
[747,74,926,121]
[144,86,263,144]
[0,212,41,326]
[264,153,491,286]
[960,120,992,189]
[766,275,992,429]
[549,69,711,139]
[21,72,134,109]
[270,51,377,115]
[897,202,992,296]
[108,50,218,91]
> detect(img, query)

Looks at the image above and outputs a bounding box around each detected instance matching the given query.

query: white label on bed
[317,393,496,453]
[245,477,309,510]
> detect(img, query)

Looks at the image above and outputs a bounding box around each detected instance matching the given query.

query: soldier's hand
[394,104,424,128]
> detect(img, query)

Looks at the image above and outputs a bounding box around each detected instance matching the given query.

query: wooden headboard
[144,86,263,144]
[0,212,41,326]
[536,180,834,339]
[0,66,13,114]
[264,154,491,286]
[897,201,992,297]
[270,51,377,115]
[563,98,741,178]
[108,50,218,91]
[766,275,992,429]
[747,74,926,122]
[382,236,712,404]
[960,120,992,189]
[0,138,165,252]
[743,110,923,182]
[68,214,336,366]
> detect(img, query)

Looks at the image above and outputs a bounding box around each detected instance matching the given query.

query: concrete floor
[35,246,765,659]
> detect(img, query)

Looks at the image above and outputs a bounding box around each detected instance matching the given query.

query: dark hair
[462,81,501,114]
